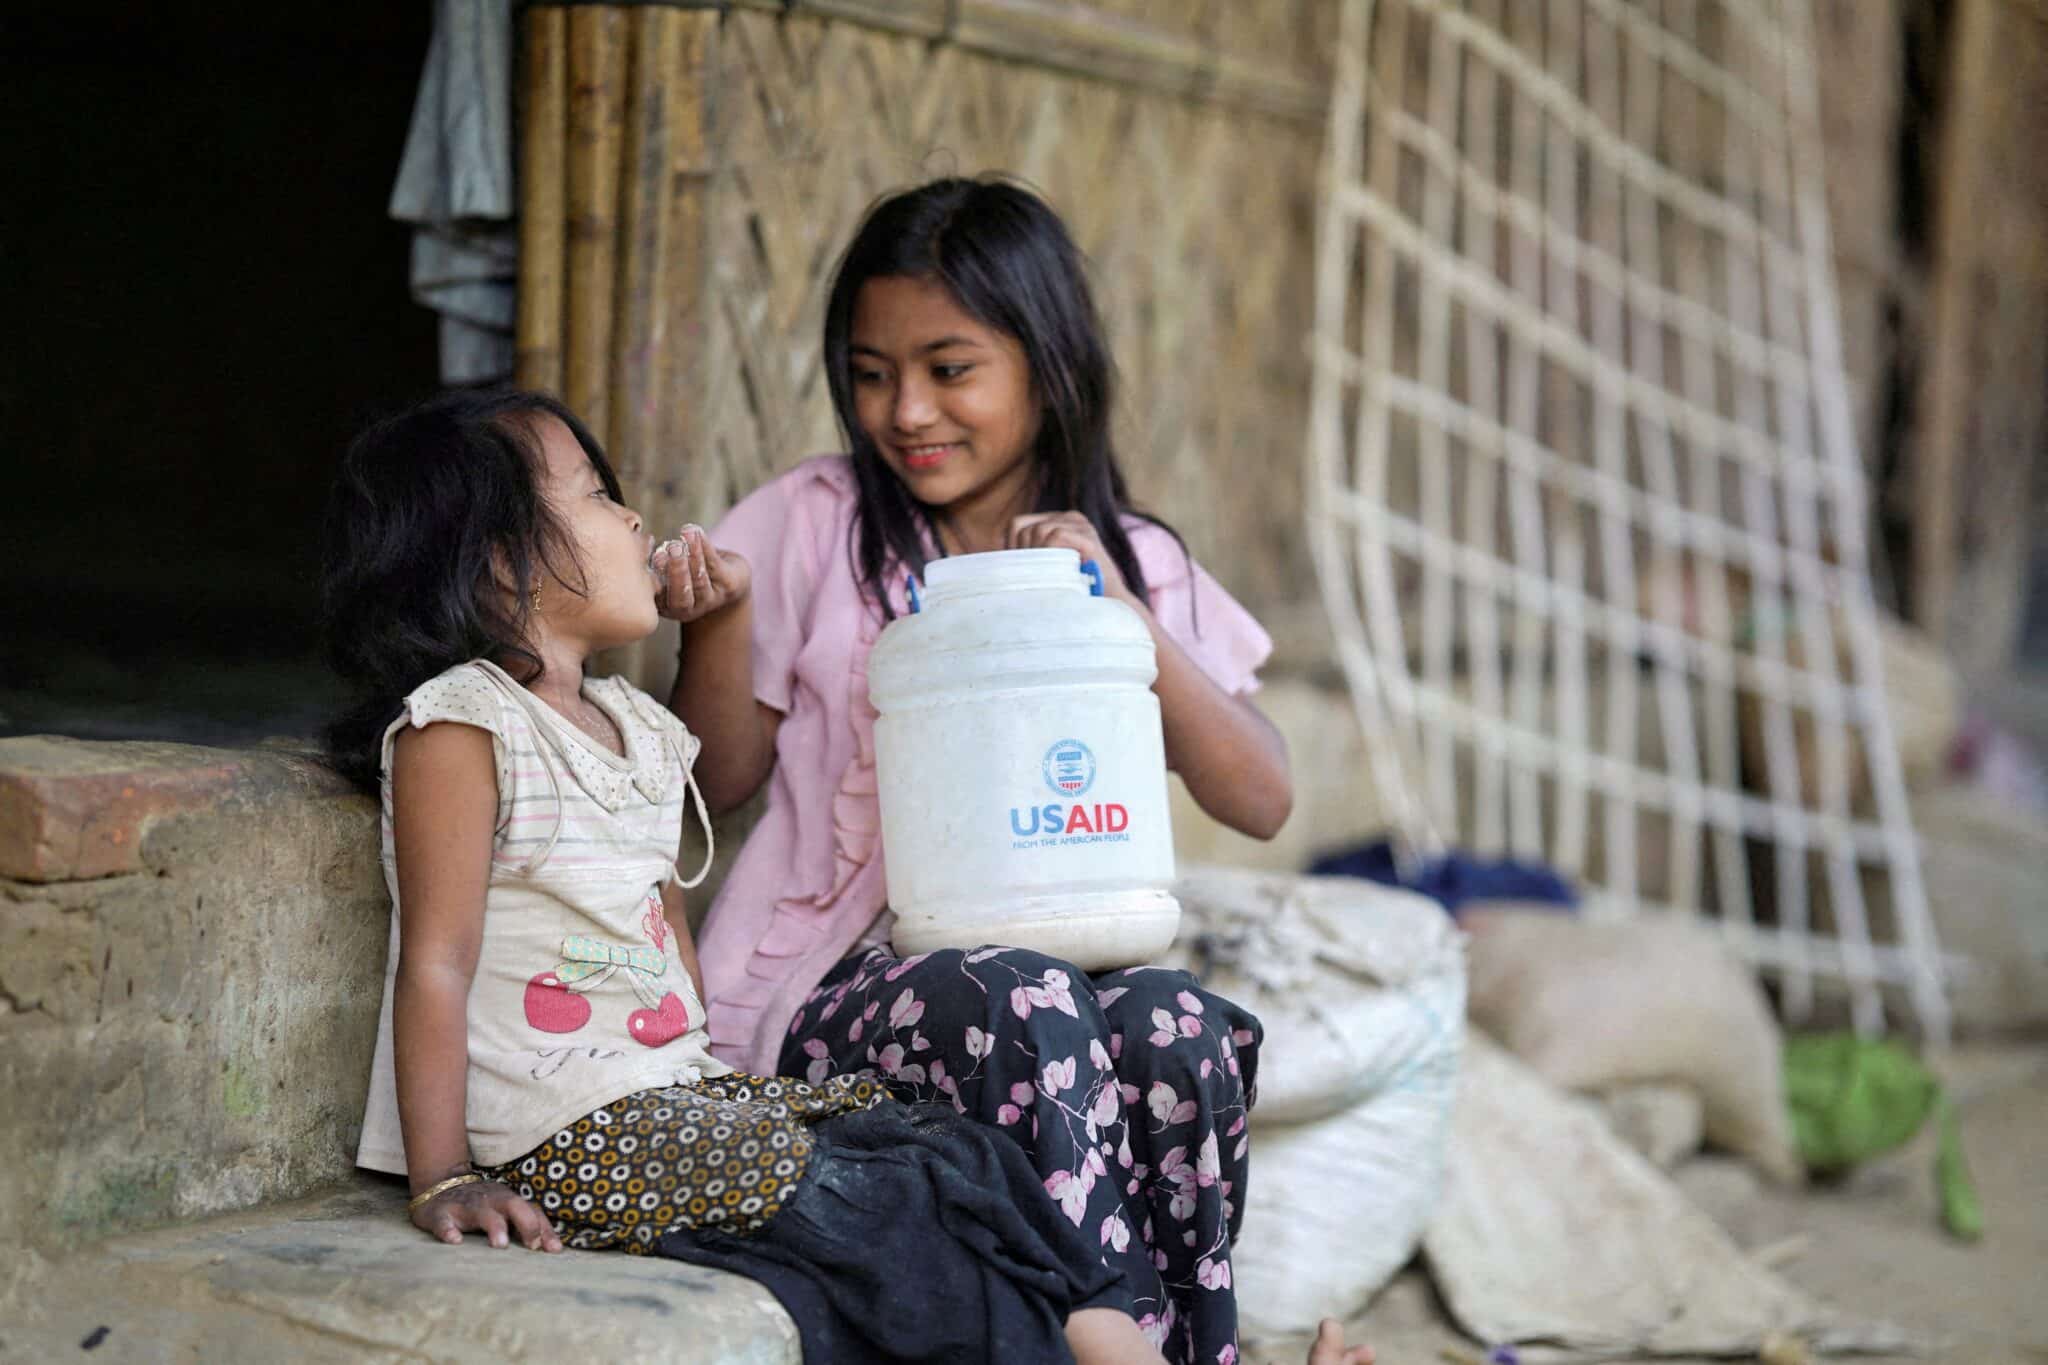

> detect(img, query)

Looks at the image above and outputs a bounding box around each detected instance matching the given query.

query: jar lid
[921,548,1089,606]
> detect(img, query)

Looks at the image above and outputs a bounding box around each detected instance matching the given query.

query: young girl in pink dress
[662,178,1366,1365]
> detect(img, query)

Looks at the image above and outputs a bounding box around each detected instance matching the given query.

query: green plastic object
[1935,1100,1984,1241]
[1783,1032,1982,1241]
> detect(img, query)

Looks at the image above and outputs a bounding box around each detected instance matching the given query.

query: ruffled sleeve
[380,662,517,834]
[711,468,824,716]
[1129,522,1274,697]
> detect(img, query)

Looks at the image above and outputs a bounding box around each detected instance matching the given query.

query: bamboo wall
[516,1,1338,687]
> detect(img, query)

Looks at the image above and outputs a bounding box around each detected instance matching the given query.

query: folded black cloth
[658,1100,1130,1363]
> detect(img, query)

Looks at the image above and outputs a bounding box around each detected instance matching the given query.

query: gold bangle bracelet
[407,1172,485,1212]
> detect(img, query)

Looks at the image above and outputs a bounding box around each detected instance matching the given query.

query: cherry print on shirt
[524,971,592,1034]
[526,931,678,1044]
[628,992,691,1047]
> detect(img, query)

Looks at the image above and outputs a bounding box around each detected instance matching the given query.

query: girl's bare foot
[1066,1306,1168,1365]
[1309,1317,1375,1365]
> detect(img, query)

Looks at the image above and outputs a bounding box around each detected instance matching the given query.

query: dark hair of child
[319,387,620,792]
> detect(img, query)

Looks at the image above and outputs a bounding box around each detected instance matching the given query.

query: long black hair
[319,388,621,791]
[822,175,1182,616]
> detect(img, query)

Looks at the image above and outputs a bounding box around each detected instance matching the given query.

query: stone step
[2,735,389,1255]
[1,1178,797,1364]
[0,735,805,1360]
[0,732,771,1258]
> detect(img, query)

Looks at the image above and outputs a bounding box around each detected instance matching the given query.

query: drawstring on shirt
[502,671,715,888]
[526,725,717,889]
[669,737,716,891]
[624,684,715,892]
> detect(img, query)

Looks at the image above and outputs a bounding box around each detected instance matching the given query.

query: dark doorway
[2,4,439,745]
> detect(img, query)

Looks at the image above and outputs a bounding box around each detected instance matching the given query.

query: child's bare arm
[1147,626,1292,839]
[659,881,708,1005]
[390,723,562,1252]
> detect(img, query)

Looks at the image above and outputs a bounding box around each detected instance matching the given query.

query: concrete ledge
[1,1180,798,1364]
[0,737,261,882]
[1,736,387,1253]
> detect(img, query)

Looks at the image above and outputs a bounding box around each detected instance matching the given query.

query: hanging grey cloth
[390,0,517,385]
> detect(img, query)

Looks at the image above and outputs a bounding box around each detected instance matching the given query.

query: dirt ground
[1247,1039,2048,1365]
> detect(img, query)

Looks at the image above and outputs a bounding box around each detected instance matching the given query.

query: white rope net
[1307,0,1952,1040]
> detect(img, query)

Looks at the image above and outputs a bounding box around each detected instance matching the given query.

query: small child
[321,387,1192,1363]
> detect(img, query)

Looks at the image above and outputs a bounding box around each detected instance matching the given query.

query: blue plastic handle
[905,573,924,614]
[1080,560,1105,597]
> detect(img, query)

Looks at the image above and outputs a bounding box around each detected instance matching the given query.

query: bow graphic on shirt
[554,935,672,1009]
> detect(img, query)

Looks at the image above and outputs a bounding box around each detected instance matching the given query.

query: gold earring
[531,584,543,611]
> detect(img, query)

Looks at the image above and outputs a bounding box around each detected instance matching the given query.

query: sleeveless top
[355,660,732,1175]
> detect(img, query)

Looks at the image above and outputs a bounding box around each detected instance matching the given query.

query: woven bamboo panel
[1308,0,1951,1038]
[689,8,1324,611]
[1059,0,1339,90]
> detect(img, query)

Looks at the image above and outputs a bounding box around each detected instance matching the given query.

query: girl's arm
[1146,620,1293,839]
[659,881,707,1003]
[390,722,563,1252]
[1009,514,1293,840]
[659,527,783,815]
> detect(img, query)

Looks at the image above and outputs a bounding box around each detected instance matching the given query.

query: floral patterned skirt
[779,945,1263,1365]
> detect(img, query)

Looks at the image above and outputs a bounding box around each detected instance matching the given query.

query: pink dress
[695,456,1272,1076]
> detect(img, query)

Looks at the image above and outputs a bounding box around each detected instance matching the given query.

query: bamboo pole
[516,6,568,394]
[614,9,718,694]
[1910,0,1994,642]
[660,12,718,528]
[609,7,684,478]
[565,7,629,446]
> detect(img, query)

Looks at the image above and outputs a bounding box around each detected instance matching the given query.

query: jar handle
[1079,560,1105,597]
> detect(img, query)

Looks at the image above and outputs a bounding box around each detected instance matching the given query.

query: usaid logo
[1013,740,1128,841]
[1043,740,1097,797]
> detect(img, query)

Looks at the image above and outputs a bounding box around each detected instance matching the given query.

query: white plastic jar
[867,547,1181,970]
